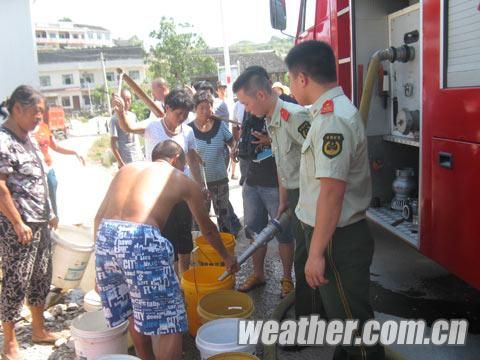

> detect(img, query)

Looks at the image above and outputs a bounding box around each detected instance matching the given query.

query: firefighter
[285,40,385,359]
[233,66,322,311]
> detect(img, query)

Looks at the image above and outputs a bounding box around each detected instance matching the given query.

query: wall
[0,0,39,100]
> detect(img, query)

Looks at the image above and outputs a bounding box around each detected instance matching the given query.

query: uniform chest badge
[322,133,344,158]
[297,121,311,139]
[280,108,290,121]
[320,99,334,114]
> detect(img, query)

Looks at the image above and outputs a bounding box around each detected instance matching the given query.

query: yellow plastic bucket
[181,266,235,336]
[197,290,254,325]
[208,353,259,360]
[194,233,235,266]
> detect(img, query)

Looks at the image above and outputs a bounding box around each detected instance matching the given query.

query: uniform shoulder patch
[297,121,311,139]
[280,108,290,121]
[320,99,334,114]
[322,133,344,158]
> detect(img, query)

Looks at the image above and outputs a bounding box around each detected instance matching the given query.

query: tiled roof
[210,50,287,73]
[37,46,145,64]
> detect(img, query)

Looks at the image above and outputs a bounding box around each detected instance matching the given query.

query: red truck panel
[422,0,480,288]
[429,138,480,288]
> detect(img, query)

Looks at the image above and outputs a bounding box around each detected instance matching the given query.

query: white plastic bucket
[51,224,94,289]
[71,310,129,360]
[195,318,256,360]
[79,252,96,292]
[84,290,103,312]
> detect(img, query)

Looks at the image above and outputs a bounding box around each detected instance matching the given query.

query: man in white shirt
[147,77,170,122]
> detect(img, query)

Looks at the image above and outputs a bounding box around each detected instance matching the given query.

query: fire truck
[270,0,480,289]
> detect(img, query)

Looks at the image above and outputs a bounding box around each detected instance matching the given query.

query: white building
[0,0,38,101]
[38,46,147,112]
[35,21,114,49]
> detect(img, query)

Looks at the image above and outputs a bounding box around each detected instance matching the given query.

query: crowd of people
[0,40,384,360]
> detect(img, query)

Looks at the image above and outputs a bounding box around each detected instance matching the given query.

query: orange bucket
[194,233,235,266]
[181,266,235,336]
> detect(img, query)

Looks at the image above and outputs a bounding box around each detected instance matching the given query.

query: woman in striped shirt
[189,91,236,233]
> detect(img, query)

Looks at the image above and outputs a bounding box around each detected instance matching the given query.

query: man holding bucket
[94,140,238,360]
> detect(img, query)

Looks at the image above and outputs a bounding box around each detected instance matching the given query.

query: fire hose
[359,45,415,127]
[218,210,292,281]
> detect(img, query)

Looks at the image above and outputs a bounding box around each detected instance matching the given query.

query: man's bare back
[95,150,237,274]
[99,160,191,231]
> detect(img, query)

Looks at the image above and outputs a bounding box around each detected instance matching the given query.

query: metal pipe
[359,45,415,127]
[218,210,292,281]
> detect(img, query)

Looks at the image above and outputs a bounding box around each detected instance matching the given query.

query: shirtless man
[94,140,238,360]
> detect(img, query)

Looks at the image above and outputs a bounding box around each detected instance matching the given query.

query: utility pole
[100,52,112,115]
[87,83,94,115]
[219,0,233,107]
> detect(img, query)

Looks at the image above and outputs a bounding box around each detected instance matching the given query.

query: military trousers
[287,188,323,318]
[302,220,385,360]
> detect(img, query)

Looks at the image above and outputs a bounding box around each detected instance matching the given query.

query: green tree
[130,99,149,121]
[149,17,216,86]
[92,86,106,108]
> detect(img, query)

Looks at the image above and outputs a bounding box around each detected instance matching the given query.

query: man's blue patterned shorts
[95,219,187,335]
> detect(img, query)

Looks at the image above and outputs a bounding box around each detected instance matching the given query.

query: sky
[32,0,301,48]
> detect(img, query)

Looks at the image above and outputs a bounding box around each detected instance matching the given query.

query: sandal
[237,274,266,292]
[280,277,294,299]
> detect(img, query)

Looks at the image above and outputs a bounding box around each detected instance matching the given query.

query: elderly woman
[188,91,236,233]
[0,85,59,359]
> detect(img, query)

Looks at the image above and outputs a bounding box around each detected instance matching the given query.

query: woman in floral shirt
[0,85,60,359]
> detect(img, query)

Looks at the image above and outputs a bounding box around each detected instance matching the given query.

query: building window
[128,70,140,80]
[59,32,70,39]
[46,97,57,106]
[81,73,95,86]
[83,95,91,106]
[36,31,47,38]
[49,32,57,39]
[72,33,79,39]
[88,32,94,39]
[62,74,74,85]
[96,32,102,40]
[106,72,115,82]
[61,96,71,107]
[39,76,51,87]
[105,33,111,41]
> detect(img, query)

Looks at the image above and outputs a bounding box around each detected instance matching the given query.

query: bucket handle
[189,251,233,302]
[191,244,217,266]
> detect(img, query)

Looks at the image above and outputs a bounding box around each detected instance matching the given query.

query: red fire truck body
[271,0,480,289]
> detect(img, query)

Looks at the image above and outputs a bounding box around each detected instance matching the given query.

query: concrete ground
[43,133,480,359]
